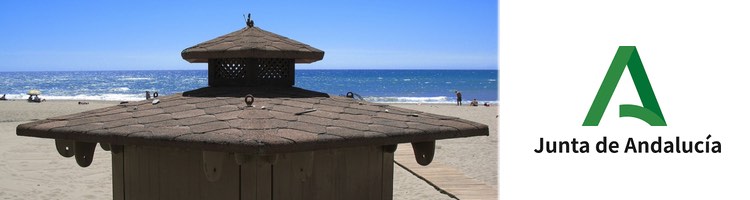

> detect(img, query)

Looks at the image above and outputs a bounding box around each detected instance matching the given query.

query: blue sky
[0,1,497,71]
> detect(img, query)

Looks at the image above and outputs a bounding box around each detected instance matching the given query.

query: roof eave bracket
[412,141,435,166]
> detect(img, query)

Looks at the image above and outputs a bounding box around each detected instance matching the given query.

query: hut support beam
[383,144,398,153]
[54,140,110,168]
[100,143,112,151]
[112,146,125,200]
[74,142,96,167]
[55,139,75,157]
[411,141,435,166]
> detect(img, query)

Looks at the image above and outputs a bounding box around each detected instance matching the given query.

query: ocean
[0,70,497,104]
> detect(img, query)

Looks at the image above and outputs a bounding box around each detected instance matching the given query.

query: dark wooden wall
[112,145,394,200]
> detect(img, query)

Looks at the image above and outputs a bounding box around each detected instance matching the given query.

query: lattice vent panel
[214,58,248,80]
[257,58,293,80]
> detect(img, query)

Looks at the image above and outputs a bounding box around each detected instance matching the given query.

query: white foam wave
[119,77,153,81]
[365,96,450,104]
[110,87,130,92]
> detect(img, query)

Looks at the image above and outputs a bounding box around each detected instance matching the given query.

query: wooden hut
[16,16,489,200]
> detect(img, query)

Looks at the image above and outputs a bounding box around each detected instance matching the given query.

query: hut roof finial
[245,13,254,28]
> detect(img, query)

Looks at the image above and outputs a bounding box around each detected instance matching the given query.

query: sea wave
[364,96,450,103]
[110,87,130,92]
[1,70,497,104]
[119,77,153,81]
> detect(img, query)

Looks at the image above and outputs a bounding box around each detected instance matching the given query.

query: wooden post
[288,61,295,86]
[208,60,216,86]
[112,145,124,200]
[382,149,394,200]
[247,58,258,86]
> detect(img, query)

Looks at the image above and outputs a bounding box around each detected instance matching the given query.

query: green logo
[583,46,666,126]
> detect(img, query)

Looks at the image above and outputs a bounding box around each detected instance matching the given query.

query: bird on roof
[245,13,254,27]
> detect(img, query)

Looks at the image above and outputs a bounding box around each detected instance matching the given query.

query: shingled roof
[17,87,488,155]
[181,26,324,64]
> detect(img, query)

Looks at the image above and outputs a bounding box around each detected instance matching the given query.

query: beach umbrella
[27,89,41,95]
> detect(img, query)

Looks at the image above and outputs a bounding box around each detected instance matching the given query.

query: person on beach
[470,99,479,106]
[0,94,6,100]
[28,95,43,103]
[484,102,490,107]
[146,91,151,100]
[455,91,462,106]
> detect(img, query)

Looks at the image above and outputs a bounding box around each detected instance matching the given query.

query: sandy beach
[0,100,497,199]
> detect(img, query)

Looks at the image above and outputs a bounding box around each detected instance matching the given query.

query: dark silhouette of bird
[245,13,254,27]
